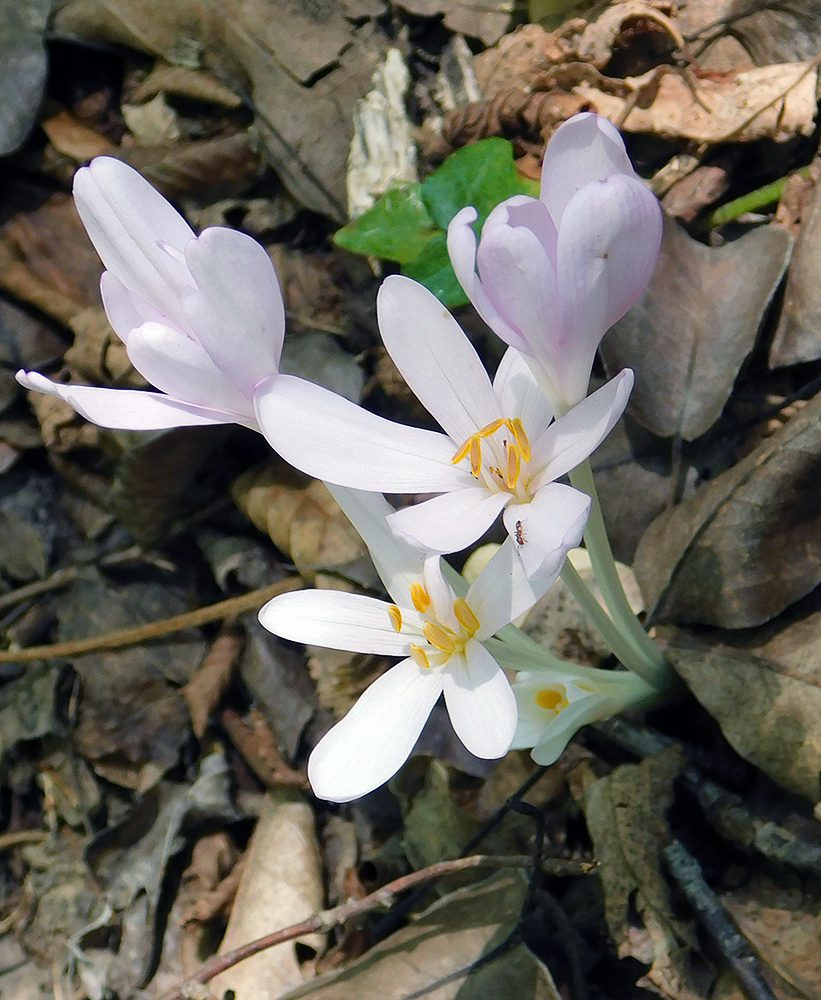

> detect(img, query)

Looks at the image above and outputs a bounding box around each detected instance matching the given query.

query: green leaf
[421,137,538,230]
[403,232,468,307]
[333,185,436,264]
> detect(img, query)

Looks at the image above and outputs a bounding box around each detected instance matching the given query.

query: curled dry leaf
[603,215,792,441]
[633,389,821,629]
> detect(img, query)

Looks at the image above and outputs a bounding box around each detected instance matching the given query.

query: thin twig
[155,854,531,1000]
[663,840,778,1000]
[0,579,300,663]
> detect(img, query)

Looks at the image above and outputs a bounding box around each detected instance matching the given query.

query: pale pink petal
[483,195,558,268]
[325,485,426,606]
[16,370,237,429]
[530,369,633,486]
[126,322,253,417]
[376,275,501,444]
[254,374,464,492]
[554,175,661,405]
[308,659,444,802]
[73,157,194,327]
[259,590,410,655]
[493,348,553,438]
[100,271,172,343]
[503,484,589,584]
[447,207,530,354]
[443,644,516,758]
[540,113,636,222]
[387,488,508,554]
[467,538,542,638]
[183,227,284,394]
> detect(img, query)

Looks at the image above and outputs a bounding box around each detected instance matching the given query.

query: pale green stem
[570,458,673,690]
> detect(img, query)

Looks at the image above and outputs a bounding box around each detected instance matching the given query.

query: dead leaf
[662,635,821,802]
[183,629,243,738]
[274,871,555,1000]
[400,761,480,871]
[771,178,821,367]
[0,509,47,582]
[633,389,821,628]
[64,305,144,387]
[0,663,67,769]
[211,788,324,1000]
[397,0,513,46]
[41,108,117,160]
[0,0,50,156]
[602,215,793,441]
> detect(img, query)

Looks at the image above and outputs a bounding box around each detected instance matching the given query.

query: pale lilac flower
[447,112,662,413]
[17,157,284,430]
[256,275,631,583]
[260,486,545,802]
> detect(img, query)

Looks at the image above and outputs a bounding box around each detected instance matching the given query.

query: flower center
[451,417,531,499]
[388,586,481,670]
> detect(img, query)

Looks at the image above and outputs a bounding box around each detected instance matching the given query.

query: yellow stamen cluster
[452,417,531,489]
[388,586,482,669]
[534,687,569,712]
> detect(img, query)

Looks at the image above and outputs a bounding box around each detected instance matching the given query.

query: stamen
[469,437,481,477]
[410,582,431,612]
[451,437,472,465]
[423,621,456,653]
[453,597,480,634]
[508,418,530,461]
[387,605,402,632]
[409,643,431,669]
[505,442,520,488]
[534,688,568,711]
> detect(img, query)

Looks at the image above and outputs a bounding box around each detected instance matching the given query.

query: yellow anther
[387,605,403,632]
[409,643,431,669]
[507,418,530,461]
[422,621,457,653]
[453,597,480,635]
[534,688,568,712]
[469,436,481,477]
[410,582,431,612]
[451,437,472,465]
[480,417,506,437]
[505,442,520,488]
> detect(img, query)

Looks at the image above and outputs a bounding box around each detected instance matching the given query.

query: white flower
[17,157,284,430]
[259,486,546,802]
[256,275,631,582]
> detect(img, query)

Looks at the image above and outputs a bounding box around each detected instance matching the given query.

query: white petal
[308,659,444,802]
[503,485,589,585]
[377,275,501,444]
[325,484,426,606]
[493,347,553,436]
[73,157,195,328]
[443,643,516,758]
[183,227,284,395]
[127,322,253,417]
[16,370,239,429]
[540,113,636,222]
[530,370,633,485]
[421,554,458,631]
[387,488,508,554]
[100,271,171,343]
[259,590,411,655]
[254,374,464,491]
[467,537,541,637]
[447,207,531,354]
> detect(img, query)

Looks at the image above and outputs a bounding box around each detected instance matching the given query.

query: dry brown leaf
[633,389,821,629]
[183,629,243,737]
[64,305,145,387]
[211,788,324,1000]
[603,215,792,441]
[41,108,118,160]
[132,63,243,107]
[397,0,513,46]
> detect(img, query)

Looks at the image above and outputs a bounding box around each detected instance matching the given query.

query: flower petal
[530,369,633,486]
[387,488,508,554]
[308,659,444,801]
[447,207,531,354]
[503,484,589,585]
[443,643,516,758]
[126,322,253,417]
[16,370,237,429]
[467,537,542,638]
[73,157,195,329]
[259,590,410,655]
[325,485,426,606]
[182,227,284,395]
[100,271,171,343]
[254,374,464,492]
[493,347,553,437]
[377,275,501,444]
[540,113,637,222]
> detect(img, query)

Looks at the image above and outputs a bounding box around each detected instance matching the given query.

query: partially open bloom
[259,486,547,802]
[447,112,662,414]
[17,157,284,430]
[257,275,631,582]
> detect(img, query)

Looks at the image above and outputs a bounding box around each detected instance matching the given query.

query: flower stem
[569,459,673,690]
